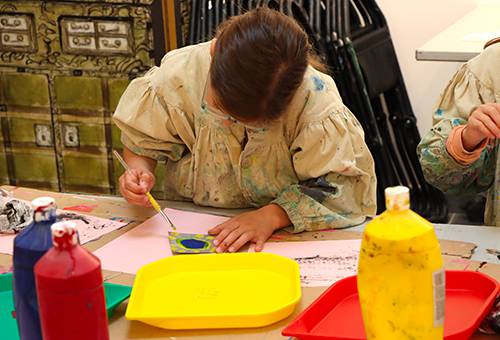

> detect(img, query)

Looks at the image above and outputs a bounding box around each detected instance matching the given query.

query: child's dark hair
[210,7,321,123]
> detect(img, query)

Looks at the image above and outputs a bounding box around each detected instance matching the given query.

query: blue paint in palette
[180,238,207,249]
[169,232,216,254]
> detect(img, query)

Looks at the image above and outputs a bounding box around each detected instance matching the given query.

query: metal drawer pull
[70,22,90,30]
[3,34,24,42]
[101,39,121,48]
[0,18,21,28]
[1,33,30,46]
[72,37,92,46]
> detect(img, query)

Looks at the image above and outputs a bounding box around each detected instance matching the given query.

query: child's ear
[210,39,217,57]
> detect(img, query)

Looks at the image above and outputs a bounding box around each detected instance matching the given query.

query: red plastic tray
[283,271,499,340]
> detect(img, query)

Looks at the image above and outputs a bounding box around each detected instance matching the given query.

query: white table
[416,4,500,62]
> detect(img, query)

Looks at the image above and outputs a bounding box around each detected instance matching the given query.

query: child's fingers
[119,178,149,206]
[124,171,146,194]
[138,171,155,191]
[479,116,500,138]
[209,218,236,236]
[477,119,497,139]
[227,232,252,253]
[208,224,222,235]
[478,107,500,137]
[482,104,500,127]
[216,228,243,253]
[254,238,266,252]
[212,222,238,246]
[124,193,149,206]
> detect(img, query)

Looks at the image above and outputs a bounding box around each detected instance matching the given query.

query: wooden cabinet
[0,0,183,197]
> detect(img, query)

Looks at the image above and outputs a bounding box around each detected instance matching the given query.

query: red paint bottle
[34,221,109,340]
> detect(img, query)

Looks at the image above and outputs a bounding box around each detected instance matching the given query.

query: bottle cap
[51,221,79,248]
[32,197,56,211]
[385,186,410,211]
[32,197,57,222]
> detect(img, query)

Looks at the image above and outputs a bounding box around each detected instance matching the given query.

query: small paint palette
[168,232,216,254]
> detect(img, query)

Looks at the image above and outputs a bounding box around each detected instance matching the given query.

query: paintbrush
[113,150,176,230]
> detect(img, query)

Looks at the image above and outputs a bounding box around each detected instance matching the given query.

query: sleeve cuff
[271,186,307,234]
[445,125,489,165]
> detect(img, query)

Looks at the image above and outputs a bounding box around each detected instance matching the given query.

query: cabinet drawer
[61,17,133,56]
[68,36,97,51]
[1,33,31,47]
[0,15,29,30]
[62,153,111,193]
[0,14,35,52]
[11,150,59,190]
[97,21,128,35]
[98,37,129,52]
[66,20,95,34]
[2,73,50,109]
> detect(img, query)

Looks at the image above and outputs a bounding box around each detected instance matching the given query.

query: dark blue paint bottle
[13,197,57,340]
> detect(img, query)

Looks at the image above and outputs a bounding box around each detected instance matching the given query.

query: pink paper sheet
[93,208,229,274]
[250,239,362,287]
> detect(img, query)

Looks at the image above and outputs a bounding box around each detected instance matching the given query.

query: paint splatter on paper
[0,199,127,255]
[63,204,97,213]
[249,239,361,287]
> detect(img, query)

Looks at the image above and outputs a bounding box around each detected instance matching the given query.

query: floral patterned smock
[113,42,377,232]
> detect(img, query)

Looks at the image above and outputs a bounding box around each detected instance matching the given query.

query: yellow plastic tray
[126,252,301,329]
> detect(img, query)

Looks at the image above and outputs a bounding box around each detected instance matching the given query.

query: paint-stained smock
[418,43,500,226]
[113,42,377,233]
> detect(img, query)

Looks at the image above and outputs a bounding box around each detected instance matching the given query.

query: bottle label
[433,269,446,327]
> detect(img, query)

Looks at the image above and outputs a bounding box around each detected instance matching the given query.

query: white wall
[376,0,482,135]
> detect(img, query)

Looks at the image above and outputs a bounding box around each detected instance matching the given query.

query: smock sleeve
[272,106,377,233]
[112,67,193,162]
[417,62,498,195]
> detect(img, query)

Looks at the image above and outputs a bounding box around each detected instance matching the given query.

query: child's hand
[119,169,155,206]
[208,204,291,253]
[462,103,500,151]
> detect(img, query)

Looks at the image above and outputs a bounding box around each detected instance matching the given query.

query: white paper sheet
[250,239,362,287]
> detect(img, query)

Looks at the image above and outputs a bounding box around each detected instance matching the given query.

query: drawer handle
[72,36,92,46]
[3,34,25,42]
[0,18,22,28]
[98,24,120,33]
[70,22,91,31]
[101,39,122,48]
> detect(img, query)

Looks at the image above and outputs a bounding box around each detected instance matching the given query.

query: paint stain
[63,204,97,213]
[180,238,208,249]
[311,75,325,91]
[110,216,132,223]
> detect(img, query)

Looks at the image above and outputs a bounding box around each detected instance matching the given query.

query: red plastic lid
[282,270,499,340]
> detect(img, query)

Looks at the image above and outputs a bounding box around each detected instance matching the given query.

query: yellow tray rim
[125,252,301,322]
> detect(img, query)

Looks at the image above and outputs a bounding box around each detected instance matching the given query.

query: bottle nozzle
[385,186,410,211]
[31,197,57,222]
[51,221,79,248]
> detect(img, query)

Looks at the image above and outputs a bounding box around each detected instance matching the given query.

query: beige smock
[418,42,500,226]
[113,42,377,232]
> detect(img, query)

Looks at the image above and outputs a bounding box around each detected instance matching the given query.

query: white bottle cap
[31,197,56,211]
[32,197,57,222]
[51,221,79,248]
[385,186,410,211]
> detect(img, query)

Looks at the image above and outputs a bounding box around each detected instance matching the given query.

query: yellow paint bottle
[357,186,445,340]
